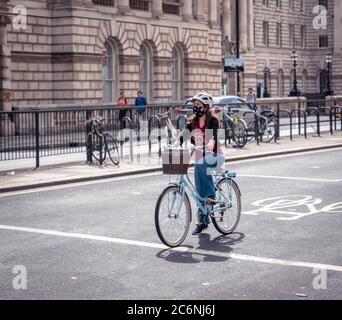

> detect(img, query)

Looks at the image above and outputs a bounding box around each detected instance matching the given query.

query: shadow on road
[155,232,245,264]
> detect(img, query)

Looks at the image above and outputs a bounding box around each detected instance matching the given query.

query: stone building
[221,0,342,98]
[0,0,222,110]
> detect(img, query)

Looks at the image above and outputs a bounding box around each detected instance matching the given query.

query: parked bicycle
[246,106,278,143]
[155,146,241,247]
[222,108,248,148]
[84,116,120,166]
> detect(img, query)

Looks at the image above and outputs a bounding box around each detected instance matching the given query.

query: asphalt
[1,131,342,193]
[0,149,341,300]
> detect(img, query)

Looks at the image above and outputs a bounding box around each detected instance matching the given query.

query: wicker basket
[162,147,191,175]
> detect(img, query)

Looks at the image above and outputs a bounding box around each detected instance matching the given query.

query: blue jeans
[194,153,225,225]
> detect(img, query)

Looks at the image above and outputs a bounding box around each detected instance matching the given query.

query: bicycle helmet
[192,92,214,109]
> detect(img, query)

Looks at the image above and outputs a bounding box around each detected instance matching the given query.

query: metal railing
[1,100,341,168]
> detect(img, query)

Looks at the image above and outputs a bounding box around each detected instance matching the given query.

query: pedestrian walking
[246,87,257,108]
[118,90,129,129]
[135,90,148,121]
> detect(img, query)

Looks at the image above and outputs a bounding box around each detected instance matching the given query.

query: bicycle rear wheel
[105,133,120,165]
[91,134,106,164]
[261,118,277,143]
[155,186,191,247]
[212,178,241,235]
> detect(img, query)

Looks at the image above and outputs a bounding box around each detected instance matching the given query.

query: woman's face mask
[193,102,205,118]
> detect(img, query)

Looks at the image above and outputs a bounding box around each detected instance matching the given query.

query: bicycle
[246,106,278,143]
[155,111,179,146]
[84,116,120,166]
[222,108,248,148]
[155,146,241,248]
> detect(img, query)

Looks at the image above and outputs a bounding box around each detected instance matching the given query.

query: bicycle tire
[155,185,191,248]
[232,120,248,148]
[105,132,120,166]
[261,118,277,143]
[91,134,106,164]
[211,178,241,235]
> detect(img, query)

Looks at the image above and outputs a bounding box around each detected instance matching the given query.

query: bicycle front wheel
[105,133,120,165]
[233,121,248,148]
[212,178,241,235]
[155,186,191,247]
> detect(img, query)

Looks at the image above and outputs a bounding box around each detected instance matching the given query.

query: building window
[102,41,119,103]
[92,0,115,6]
[163,0,181,15]
[319,35,328,48]
[276,0,282,9]
[171,46,184,101]
[300,0,305,12]
[289,0,295,11]
[276,23,282,47]
[298,25,306,48]
[129,0,149,11]
[139,42,153,101]
[289,24,294,48]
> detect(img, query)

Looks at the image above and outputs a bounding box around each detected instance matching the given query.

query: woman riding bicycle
[177,92,225,235]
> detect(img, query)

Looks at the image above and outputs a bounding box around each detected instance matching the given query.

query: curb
[1,143,342,194]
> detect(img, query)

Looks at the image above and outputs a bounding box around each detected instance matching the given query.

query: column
[247,0,254,51]
[152,0,163,18]
[117,0,130,13]
[194,0,205,22]
[239,0,248,52]
[209,0,219,28]
[0,13,11,112]
[334,0,342,52]
[222,0,231,38]
[182,0,193,22]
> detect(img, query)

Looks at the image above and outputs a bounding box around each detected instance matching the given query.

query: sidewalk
[1,131,342,193]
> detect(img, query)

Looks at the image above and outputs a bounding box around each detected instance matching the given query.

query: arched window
[102,41,119,103]
[171,46,184,101]
[139,42,153,101]
[277,69,284,97]
[319,70,328,94]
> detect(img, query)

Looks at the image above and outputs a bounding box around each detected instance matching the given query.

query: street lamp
[289,50,301,97]
[325,52,334,96]
[263,67,271,98]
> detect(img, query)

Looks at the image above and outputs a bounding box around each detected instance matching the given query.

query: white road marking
[1,224,342,273]
[239,174,342,183]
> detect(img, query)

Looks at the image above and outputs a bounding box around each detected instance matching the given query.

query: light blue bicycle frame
[168,171,236,219]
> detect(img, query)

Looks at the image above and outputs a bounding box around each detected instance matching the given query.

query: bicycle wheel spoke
[155,186,191,247]
[212,179,241,234]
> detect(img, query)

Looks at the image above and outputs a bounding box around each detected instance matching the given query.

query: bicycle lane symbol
[243,195,342,221]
